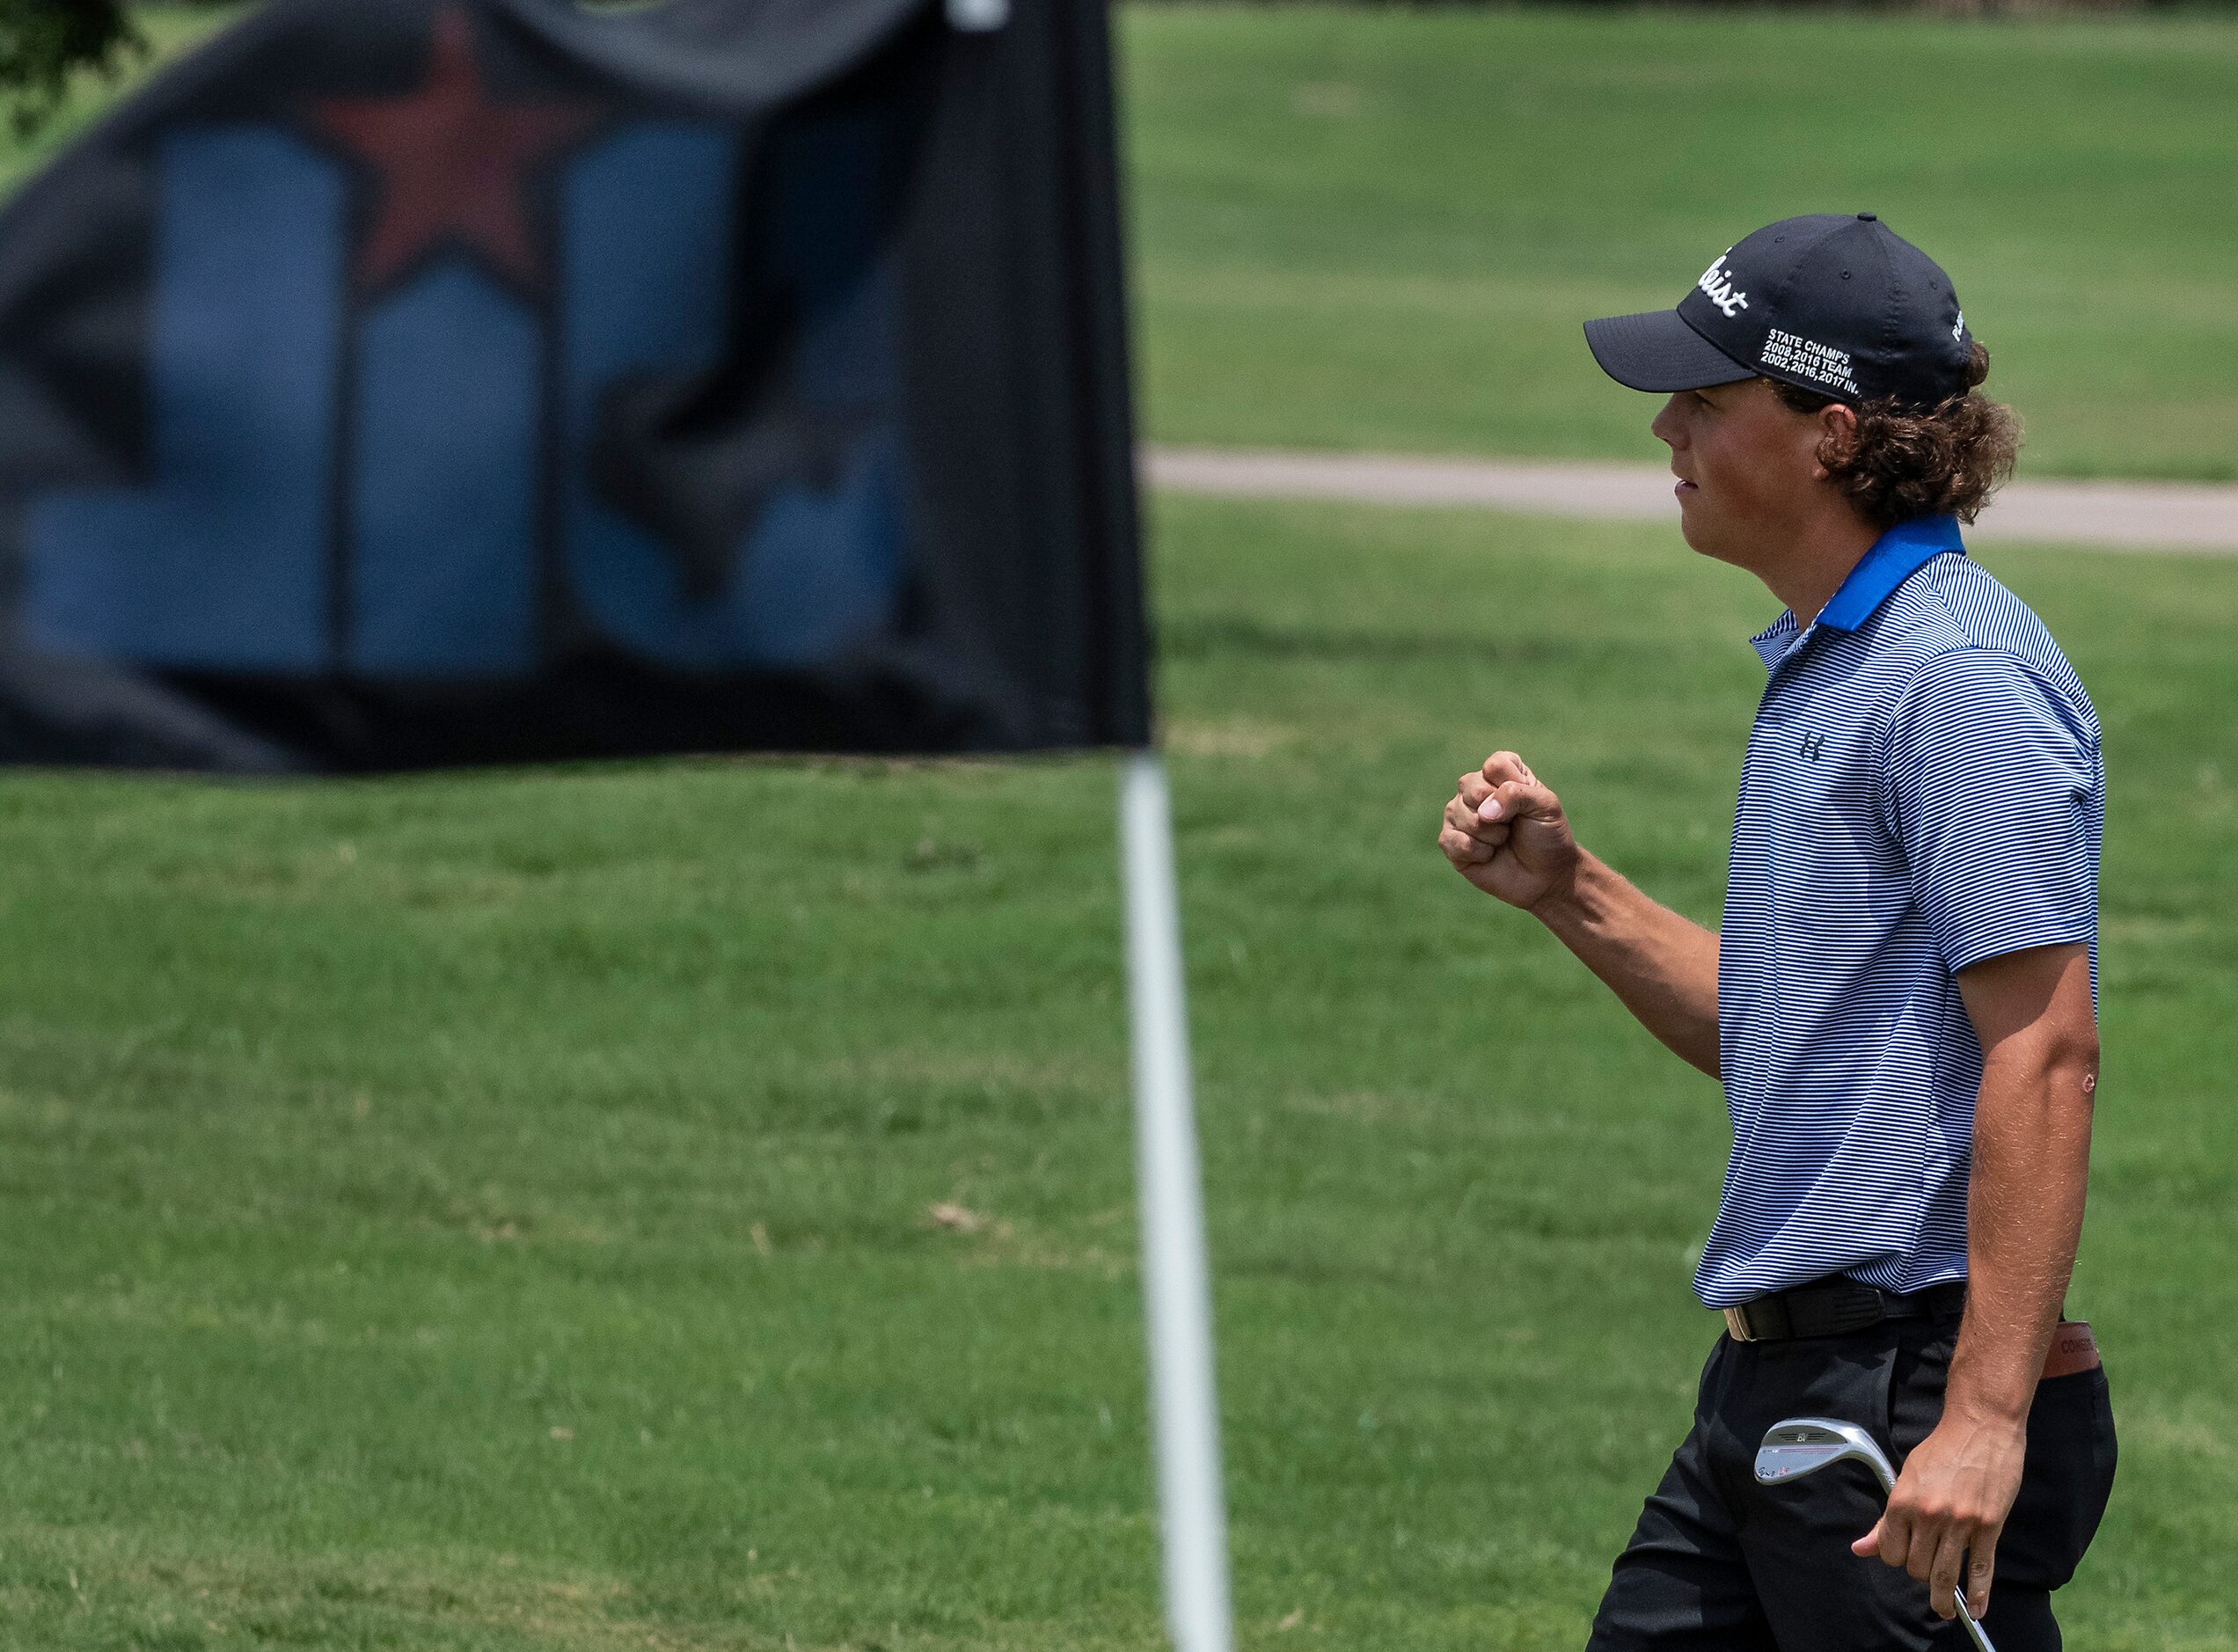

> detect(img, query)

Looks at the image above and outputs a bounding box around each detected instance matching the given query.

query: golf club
[1754,1418,1997,1652]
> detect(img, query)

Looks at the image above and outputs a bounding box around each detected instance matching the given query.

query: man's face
[1650,378,1832,567]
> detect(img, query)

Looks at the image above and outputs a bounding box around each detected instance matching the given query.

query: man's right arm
[1438,751,1722,1078]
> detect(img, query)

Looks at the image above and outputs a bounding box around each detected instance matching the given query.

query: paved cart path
[1144,447,2238,554]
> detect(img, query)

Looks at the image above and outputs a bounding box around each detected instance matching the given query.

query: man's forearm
[1859,944,2098,1619]
[1947,1035,2096,1424]
[1532,850,1722,1077]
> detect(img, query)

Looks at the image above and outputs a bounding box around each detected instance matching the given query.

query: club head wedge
[1754,1417,1998,1652]
[1755,1417,1898,1495]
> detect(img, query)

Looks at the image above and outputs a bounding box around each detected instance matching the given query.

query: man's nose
[1650,396,1685,448]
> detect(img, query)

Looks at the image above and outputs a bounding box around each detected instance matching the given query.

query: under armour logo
[1800,732,1826,761]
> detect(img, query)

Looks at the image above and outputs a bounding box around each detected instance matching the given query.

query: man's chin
[1675,503,1739,565]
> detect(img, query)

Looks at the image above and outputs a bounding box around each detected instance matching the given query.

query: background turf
[1121,5,2238,480]
[1,5,2234,1649]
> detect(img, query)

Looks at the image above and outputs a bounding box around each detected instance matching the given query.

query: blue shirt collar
[1748,515,1965,672]
[1817,515,1964,632]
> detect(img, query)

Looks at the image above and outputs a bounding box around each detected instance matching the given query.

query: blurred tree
[1,0,137,132]
[0,0,234,135]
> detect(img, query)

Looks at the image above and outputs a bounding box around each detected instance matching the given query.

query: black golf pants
[1585,1314,2117,1651]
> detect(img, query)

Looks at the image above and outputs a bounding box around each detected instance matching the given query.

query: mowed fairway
[1123,5,2238,481]
[0,500,2232,1649]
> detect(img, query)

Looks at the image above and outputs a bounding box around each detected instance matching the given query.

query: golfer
[1439,215,2117,1649]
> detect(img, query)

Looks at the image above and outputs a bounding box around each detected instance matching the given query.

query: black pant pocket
[1998,1365,2117,1590]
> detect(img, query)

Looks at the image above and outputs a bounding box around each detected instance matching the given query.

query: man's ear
[1811,402,1860,480]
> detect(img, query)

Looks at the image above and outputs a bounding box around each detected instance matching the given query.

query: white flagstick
[1120,750,1235,1652]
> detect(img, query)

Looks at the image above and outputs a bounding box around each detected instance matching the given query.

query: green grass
[1123,5,2238,480]
[0,501,2232,1648]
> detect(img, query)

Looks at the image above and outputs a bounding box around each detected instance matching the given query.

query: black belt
[1721,1277,1966,1343]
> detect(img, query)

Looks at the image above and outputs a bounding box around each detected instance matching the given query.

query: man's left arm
[1854,939,2099,1622]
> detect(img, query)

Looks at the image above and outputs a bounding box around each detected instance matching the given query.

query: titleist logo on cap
[1696,252,1748,318]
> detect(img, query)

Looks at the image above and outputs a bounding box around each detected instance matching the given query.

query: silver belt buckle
[1722,1305,1758,1343]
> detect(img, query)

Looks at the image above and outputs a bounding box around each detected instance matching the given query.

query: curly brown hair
[1768,341,2021,530]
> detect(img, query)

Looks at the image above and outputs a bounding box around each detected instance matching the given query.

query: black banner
[0,0,1148,771]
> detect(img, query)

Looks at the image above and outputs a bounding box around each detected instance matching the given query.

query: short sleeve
[1880,647,2102,974]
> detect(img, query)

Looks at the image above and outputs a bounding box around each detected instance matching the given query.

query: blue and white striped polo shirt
[1693,514,2103,1309]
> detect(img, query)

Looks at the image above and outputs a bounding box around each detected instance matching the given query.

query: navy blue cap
[1584,214,1973,409]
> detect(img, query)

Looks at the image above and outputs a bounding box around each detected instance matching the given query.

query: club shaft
[1954,1587,1997,1652]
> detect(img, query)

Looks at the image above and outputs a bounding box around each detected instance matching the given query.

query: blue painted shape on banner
[348,261,539,676]
[25,128,342,669]
[733,429,906,669]
[559,122,742,669]
[765,114,899,409]
[560,119,908,671]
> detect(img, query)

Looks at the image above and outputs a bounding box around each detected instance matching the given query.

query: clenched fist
[1438,750,1581,912]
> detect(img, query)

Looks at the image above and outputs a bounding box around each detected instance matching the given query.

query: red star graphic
[315,6,602,292]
